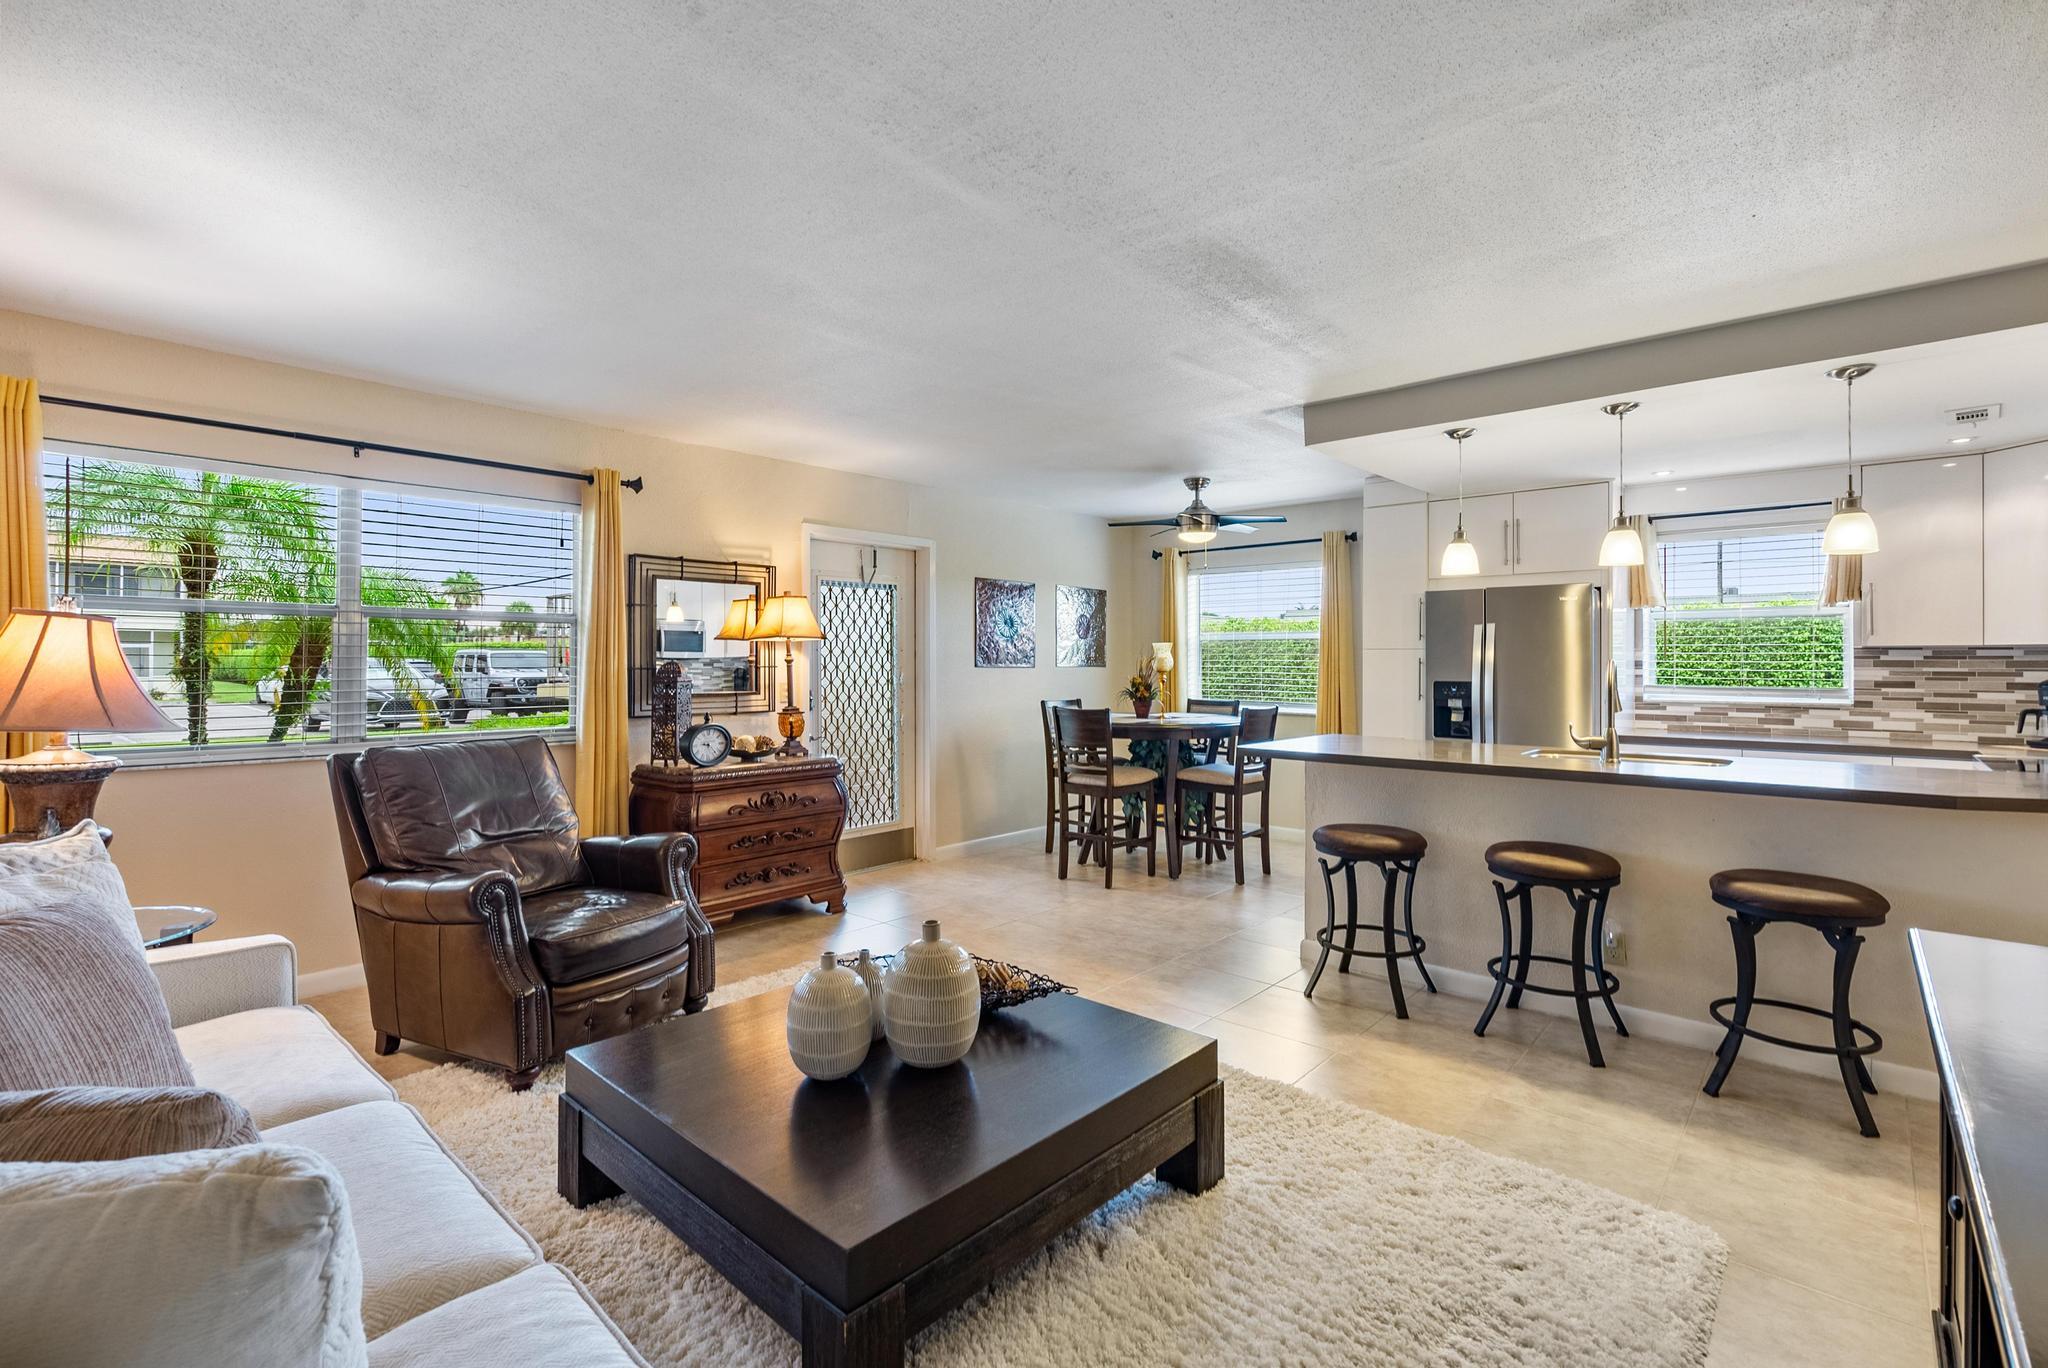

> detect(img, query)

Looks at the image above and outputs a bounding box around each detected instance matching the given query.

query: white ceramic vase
[786,952,872,1081]
[882,920,980,1068]
[852,949,887,1040]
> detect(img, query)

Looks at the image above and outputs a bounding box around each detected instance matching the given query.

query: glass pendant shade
[1822,495,1880,555]
[1597,519,1645,568]
[1439,531,1480,577]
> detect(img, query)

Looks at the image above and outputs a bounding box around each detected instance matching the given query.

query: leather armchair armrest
[581,832,697,899]
[350,869,523,927]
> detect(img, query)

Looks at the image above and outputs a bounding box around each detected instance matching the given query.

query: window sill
[85,726,577,771]
[1638,691,1851,709]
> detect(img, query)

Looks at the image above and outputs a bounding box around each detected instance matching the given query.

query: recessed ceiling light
[1943,461,1958,468]
[1651,470,1673,479]
[1950,436,1974,445]
[1674,485,1688,492]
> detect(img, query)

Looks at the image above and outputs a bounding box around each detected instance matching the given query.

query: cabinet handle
[1867,582,1876,637]
[1416,657,1424,700]
[1514,518,1522,565]
[1417,594,1424,641]
[1502,520,1511,564]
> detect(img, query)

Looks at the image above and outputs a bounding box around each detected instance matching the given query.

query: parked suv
[452,648,568,715]
[305,660,450,732]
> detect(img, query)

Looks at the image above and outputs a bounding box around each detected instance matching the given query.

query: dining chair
[1053,706,1158,888]
[1039,697,1084,857]
[1177,703,1277,884]
[1184,697,1241,860]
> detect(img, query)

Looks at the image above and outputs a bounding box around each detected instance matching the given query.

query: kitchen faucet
[1568,661,1622,764]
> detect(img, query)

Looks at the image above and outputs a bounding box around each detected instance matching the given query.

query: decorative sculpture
[652,661,685,766]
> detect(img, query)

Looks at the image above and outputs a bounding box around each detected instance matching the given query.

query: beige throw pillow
[0,1085,261,1161]
[0,1143,368,1367]
[0,821,194,1090]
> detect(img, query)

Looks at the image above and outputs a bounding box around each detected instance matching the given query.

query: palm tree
[504,600,537,636]
[441,571,484,611]
[66,461,327,745]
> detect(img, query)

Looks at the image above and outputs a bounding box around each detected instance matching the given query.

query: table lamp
[713,593,757,642]
[747,593,825,757]
[1151,641,1175,710]
[0,605,176,840]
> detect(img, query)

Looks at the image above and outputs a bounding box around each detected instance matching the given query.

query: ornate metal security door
[812,577,902,830]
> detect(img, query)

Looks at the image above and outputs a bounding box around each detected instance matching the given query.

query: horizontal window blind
[1646,526,1848,692]
[1189,563,1321,705]
[42,446,578,759]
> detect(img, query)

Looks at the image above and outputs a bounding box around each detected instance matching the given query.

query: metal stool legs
[1305,854,1434,1018]
[1475,877,1627,1067]
[1704,913,1883,1138]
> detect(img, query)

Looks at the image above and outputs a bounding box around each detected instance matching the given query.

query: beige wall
[1110,495,1362,832]
[0,309,1114,976]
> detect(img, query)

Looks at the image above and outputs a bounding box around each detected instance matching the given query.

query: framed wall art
[972,577,1036,668]
[1055,585,1107,667]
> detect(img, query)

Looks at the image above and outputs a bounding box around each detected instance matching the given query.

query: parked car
[404,658,459,718]
[305,660,448,731]
[452,648,569,715]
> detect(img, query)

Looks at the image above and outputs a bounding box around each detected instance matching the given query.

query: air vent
[1945,404,2002,425]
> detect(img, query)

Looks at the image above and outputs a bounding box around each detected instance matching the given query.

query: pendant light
[1439,427,1480,576]
[1821,363,1879,555]
[1596,400,1645,568]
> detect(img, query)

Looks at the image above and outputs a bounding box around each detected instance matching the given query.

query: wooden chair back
[1186,697,1240,762]
[1235,704,1280,778]
[1040,697,1082,777]
[1052,705,1113,778]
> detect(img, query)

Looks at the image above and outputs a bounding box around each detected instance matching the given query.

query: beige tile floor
[312,829,1942,1368]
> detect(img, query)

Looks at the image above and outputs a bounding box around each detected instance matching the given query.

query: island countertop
[1241,733,2048,813]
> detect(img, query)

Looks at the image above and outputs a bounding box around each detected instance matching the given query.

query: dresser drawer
[696,815,838,862]
[694,777,843,831]
[697,848,835,914]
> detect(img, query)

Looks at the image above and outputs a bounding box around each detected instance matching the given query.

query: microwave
[657,621,708,657]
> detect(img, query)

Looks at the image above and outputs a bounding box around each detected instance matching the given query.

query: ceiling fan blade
[1220,522,1261,533]
[1148,527,1180,538]
[1106,518,1180,527]
[1215,515,1288,524]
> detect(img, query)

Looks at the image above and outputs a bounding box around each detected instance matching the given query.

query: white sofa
[150,934,648,1367]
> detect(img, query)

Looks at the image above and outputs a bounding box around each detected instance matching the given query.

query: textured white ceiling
[3,2,2047,517]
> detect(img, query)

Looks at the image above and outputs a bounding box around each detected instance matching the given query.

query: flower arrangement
[1119,654,1161,717]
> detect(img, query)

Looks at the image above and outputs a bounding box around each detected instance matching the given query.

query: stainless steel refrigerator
[1424,582,1606,749]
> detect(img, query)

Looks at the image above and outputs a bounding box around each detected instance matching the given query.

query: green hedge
[1195,638,1318,703]
[1652,615,1844,689]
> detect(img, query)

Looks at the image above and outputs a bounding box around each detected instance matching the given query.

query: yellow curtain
[1158,547,1187,710]
[1625,514,1664,609]
[0,377,52,829]
[1316,530,1357,732]
[573,467,629,836]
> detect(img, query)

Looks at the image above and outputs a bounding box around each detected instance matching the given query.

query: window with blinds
[1643,524,1851,694]
[42,444,577,759]
[1188,562,1321,705]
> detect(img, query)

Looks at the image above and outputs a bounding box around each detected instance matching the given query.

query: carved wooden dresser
[627,756,848,924]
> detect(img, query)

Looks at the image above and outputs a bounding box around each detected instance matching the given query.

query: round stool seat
[1709,869,1890,926]
[1485,840,1620,887]
[1314,823,1426,862]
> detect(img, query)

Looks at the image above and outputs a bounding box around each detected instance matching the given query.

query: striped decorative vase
[852,949,887,1040]
[785,952,873,1081]
[882,920,981,1068]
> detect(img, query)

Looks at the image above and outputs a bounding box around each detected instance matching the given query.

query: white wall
[0,309,1115,974]
[1111,495,1362,832]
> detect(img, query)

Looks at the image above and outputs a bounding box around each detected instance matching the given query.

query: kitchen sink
[1522,747,1734,768]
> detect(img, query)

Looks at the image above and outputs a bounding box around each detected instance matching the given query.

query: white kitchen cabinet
[1983,443,2048,645]
[1859,454,1984,647]
[1360,501,1426,649]
[1359,648,1424,740]
[1427,493,1513,579]
[1508,482,1612,575]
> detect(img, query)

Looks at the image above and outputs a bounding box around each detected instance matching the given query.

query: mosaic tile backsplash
[1628,645,2048,750]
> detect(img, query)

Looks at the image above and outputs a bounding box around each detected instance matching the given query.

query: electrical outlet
[1602,925,1628,966]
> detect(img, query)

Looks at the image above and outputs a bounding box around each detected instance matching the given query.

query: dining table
[1109,711,1240,879]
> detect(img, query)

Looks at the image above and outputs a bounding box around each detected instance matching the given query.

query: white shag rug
[395,967,1726,1367]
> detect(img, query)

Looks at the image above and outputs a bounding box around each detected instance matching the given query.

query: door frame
[801,523,937,861]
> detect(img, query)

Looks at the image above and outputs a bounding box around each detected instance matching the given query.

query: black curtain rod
[40,395,644,493]
[1648,500,1829,523]
[1151,532,1353,560]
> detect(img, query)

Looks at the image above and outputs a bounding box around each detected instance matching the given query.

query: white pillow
[0,1143,367,1367]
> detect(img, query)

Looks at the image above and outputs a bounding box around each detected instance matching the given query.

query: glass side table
[137,905,217,949]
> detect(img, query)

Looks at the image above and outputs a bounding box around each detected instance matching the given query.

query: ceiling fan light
[1179,527,1218,545]
[1822,495,1880,555]
[1597,520,1645,568]
[1439,531,1480,577]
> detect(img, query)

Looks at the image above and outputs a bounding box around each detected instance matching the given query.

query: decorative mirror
[628,555,777,717]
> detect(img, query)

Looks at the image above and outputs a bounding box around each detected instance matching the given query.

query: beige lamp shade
[747,593,824,642]
[0,609,175,733]
[714,594,758,641]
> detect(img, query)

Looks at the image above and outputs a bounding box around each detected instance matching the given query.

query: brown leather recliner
[327,735,715,1087]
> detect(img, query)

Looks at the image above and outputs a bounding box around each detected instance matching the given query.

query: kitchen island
[1241,734,2048,1082]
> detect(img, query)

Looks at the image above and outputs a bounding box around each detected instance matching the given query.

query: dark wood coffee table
[559,990,1223,1367]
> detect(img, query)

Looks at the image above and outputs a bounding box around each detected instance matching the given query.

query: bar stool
[1702,868,1890,1138]
[1304,824,1435,1018]
[1474,840,1625,1067]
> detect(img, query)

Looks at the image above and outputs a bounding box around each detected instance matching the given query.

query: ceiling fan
[1107,477,1287,545]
